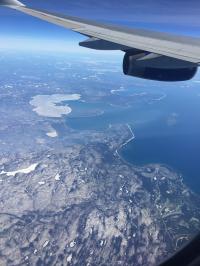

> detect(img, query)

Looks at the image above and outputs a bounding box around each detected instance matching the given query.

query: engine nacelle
[123,51,198,81]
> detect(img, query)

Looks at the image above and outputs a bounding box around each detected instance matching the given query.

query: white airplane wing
[1,0,200,81]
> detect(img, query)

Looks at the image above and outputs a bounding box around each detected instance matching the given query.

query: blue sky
[0,0,200,51]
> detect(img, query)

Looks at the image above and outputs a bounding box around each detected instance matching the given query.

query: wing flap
[77,28,200,63]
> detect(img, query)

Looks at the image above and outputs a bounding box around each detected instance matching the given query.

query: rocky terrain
[0,140,200,266]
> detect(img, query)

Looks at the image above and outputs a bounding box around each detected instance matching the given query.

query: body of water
[120,131,200,194]
[58,85,200,194]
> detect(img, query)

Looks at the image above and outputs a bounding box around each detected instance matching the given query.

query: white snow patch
[55,173,60,181]
[30,94,81,118]
[34,249,38,254]
[46,129,58,138]
[100,240,104,246]
[69,240,76,248]
[0,163,38,177]
[43,240,49,248]
[67,254,72,263]
[38,181,45,185]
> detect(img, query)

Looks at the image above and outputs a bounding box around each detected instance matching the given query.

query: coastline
[115,127,192,193]
[115,124,181,174]
[115,124,135,159]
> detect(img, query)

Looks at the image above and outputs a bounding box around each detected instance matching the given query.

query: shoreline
[115,125,180,172]
[115,124,135,159]
[114,128,194,194]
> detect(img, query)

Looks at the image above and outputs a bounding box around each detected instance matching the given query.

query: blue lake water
[60,84,200,194]
[120,130,200,193]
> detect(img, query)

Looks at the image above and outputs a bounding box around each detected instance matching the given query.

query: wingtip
[0,0,25,6]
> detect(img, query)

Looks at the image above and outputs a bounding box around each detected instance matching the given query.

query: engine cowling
[123,51,198,81]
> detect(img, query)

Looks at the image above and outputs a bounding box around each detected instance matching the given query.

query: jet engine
[123,51,198,81]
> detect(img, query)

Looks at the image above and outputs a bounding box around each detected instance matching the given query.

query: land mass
[0,128,199,266]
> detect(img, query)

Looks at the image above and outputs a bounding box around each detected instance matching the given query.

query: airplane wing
[1,0,200,82]
[1,0,200,64]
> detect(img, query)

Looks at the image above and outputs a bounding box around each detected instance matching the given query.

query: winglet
[0,0,25,6]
